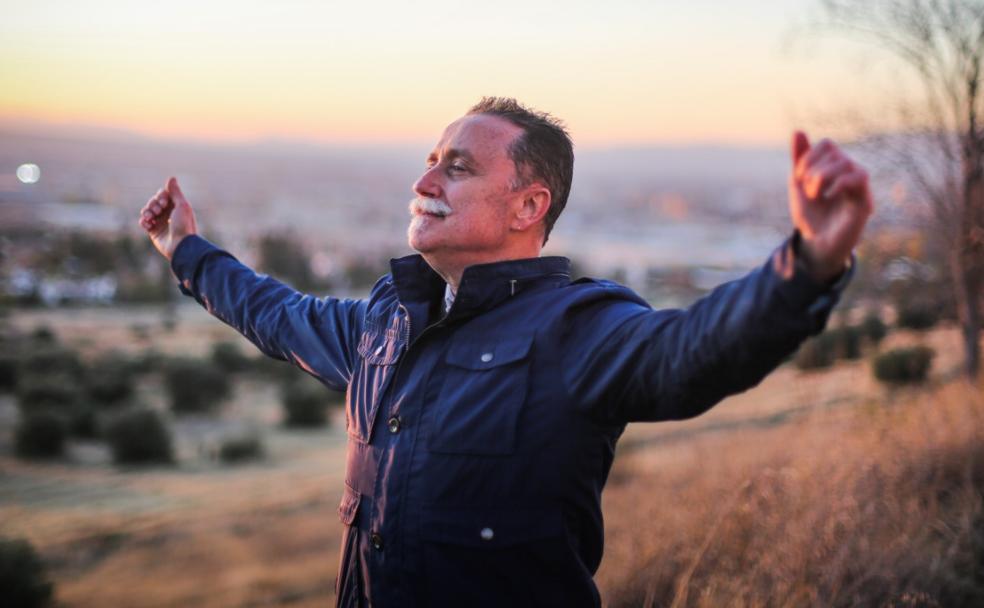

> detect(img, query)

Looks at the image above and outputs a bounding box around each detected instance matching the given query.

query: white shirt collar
[443,283,455,313]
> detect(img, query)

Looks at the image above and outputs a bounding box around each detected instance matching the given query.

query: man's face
[408,114,525,264]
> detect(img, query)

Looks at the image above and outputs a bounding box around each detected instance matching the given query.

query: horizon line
[0,115,794,153]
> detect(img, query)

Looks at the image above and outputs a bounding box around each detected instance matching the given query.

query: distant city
[0,126,914,307]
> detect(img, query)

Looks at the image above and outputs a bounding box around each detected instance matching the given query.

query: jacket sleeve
[170,235,367,391]
[563,235,852,424]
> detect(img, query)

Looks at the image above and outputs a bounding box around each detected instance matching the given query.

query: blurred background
[2,1,982,606]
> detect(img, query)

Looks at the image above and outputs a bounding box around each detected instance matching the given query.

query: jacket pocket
[348,322,405,443]
[428,334,533,456]
[338,482,362,526]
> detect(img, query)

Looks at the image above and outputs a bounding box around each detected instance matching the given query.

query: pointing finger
[791,131,810,169]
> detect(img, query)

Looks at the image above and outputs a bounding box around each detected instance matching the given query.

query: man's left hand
[789,131,873,283]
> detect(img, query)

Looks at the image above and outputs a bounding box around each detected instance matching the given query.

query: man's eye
[449,164,467,173]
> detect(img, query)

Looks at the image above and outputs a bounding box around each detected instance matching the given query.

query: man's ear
[513,185,551,233]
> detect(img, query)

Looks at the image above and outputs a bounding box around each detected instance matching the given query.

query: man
[139,97,871,607]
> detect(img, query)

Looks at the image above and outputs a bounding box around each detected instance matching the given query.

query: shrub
[85,354,136,407]
[859,312,889,345]
[15,374,81,412]
[281,379,332,428]
[873,346,935,385]
[68,404,100,439]
[219,434,264,463]
[104,407,173,465]
[0,537,54,608]
[19,346,84,381]
[793,333,837,370]
[896,301,940,331]
[163,358,231,413]
[131,349,165,375]
[30,326,56,343]
[211,341,252,374]
[828,326,863,360]
[256,231,318,291]
[0,352,18,391]
[252,354,302,382]
[15,411,67,459]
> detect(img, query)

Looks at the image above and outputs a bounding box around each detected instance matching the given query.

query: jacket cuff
[170,234,221,297]
[771,231,855,325]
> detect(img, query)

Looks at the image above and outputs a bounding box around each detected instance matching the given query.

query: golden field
[1,305,981,607]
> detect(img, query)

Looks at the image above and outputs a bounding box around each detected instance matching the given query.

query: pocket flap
[338,483,362,526]
[357,326,403,366]
[419,506,562,548]
[445,334,533,370]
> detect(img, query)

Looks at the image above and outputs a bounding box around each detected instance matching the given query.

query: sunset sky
[1,0,886,147]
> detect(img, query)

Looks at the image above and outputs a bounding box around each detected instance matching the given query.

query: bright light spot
[16,163,41,184]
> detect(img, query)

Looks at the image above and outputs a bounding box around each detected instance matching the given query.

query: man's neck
[422,246,543,294]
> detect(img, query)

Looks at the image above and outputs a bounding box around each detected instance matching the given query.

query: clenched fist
[789,131,873,283]
[139,177,198,261]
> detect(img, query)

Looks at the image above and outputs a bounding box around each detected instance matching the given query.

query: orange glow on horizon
[1,0,886,148]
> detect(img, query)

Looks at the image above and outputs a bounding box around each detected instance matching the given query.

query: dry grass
[4,308,982,606]
[597,380,984,608]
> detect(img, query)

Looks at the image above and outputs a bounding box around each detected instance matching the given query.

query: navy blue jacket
[171,234,849,607]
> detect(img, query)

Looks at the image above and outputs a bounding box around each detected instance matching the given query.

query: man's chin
[407,221,435,254]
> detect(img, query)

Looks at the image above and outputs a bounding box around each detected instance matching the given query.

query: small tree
[15,374,81,413]
[85,354,136,406]
[15,411,67,459]
[104,407,173,465]
[873,345,936,384]
[19,346,84,381]
[281,379,333,427]
[794,332,838,370]
[0,537,54,608]
[817,0,984,378]
[859,312,889,345]
[0,353,18,392]
[163,358,231,413]
[256,231,319,291]
[210,341,252,374]
[219,434,264,463]
[896,300,942,331]
[829,326,864,359]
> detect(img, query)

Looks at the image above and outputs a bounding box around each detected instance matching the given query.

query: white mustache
[408,197,453,217]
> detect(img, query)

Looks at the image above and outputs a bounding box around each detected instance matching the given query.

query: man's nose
[412,166,443,199]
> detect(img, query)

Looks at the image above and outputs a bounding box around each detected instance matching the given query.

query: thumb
[166,176,190,208]
[791,131,810,170]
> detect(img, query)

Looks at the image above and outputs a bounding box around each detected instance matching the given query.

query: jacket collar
[389,254,571,317]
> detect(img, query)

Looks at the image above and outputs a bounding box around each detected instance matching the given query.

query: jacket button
[387,416,401,433]
[370,533,383,550]
[480,352,494,363]
[480,527,494,541]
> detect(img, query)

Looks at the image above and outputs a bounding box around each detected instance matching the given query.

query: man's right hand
[139,176,198,261]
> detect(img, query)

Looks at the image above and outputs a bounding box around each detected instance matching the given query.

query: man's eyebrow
[426,148,478,165]
[446,148,476,164]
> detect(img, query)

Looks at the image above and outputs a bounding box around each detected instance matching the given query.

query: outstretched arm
[138,178,366,391]
[566,133,872,423]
